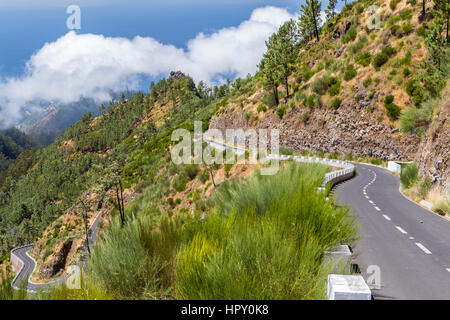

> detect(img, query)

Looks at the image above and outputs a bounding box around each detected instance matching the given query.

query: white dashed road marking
[374,206,381,211]
[396,226,407,234]
[383,215,391,221]
[416,243,432,254]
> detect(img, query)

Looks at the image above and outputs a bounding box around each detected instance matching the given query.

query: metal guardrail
[203,137,356,188]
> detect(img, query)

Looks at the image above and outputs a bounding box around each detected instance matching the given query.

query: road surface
[335,162,450,300]
[11,210,104,293]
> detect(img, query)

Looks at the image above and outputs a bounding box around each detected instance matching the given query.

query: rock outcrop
[209,98,419,161]
[416,99,450,192]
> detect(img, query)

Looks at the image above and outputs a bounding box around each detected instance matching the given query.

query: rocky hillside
[209,0,448,184]
[416,85,450,191]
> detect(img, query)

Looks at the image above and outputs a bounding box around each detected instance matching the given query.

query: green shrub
[304,95,317,108]
[390,24,400,36]
[384,95,401,121]
[176,164,357,300]
[400,163,418,189]
[294,90,307,103]
[355,52,372,66]
[433,200,450,216]
[406,80,425,105]
[302,110,310,124]
[90,214,183,299]
[331,97,342,109]
[328,83,341,96]
[257,104,267,113]
[390,0,398,10]
[372,45,396,68]
[342,27,358,44]
[385,103,401,121]
[244,111,252,121]
[167,197,175,207]
[174,175,188,192]
[399,99,435,136]
[403,67,411,76]
[418,177,431,199]
[416,26,427,37]
[402,22,413,34]
[276,104,287,118]
[400,9,413,20]
[363,78,372,87]
[262,93,277,109]
[385,95,394,104]
[344,64,357,81]
[184,164,200,180]
[347,35,368,55]
[198,169,209,184]
[311,75,330,94]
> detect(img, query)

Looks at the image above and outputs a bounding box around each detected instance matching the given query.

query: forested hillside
[0,128,38,179]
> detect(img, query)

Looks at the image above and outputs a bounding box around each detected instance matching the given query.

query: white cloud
[0,6,296,128]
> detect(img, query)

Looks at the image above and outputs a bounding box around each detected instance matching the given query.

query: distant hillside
[0,128,38,172]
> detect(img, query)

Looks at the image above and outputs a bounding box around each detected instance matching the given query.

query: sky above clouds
[0,0,324,127]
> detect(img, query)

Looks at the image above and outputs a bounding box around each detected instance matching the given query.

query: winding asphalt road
[11,210,104,293]
[335,163,450,300]
[11,245,67,293]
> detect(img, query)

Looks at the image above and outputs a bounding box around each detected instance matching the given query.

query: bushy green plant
[328,82,341,96]
[416,26,427,37]
[372,45,396,68]
[385,95,394,104]
[257,104,267,113]
[399,99,435,136]
[433,200,450,216]
[302,110,310,124]
[344,64,357,81]
[363,78,372,87]
[400,9,413,20]
[276,104,287,118]
[384,95,401,121]
[342,27,358,44]
[400,163,418,189]
[390,0,399,10]
[262,93,277,109]
[402,22,413,34]
[347,36,368,56]
[331,97,342,109]
[184,164,200,180]
[406,80,425,105]
[304,95,317,108]
[311,75,331,94]
[418,177,431,200]
[175,164,357,300]
[403,67,411,76]
[90,214,183,299]
[355,52,372,66]
[198,169,210,184]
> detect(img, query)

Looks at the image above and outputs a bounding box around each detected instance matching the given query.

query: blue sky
[0,0,300,77]
[0,0,350,128]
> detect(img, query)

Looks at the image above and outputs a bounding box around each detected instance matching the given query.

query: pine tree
[326,0,337,21]
[259,20,299,103]
[299,0,322,42]
[435,0,450,42]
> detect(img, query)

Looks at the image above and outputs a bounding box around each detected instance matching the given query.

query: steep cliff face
[210,89,420,160]
[416,96,450,192]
